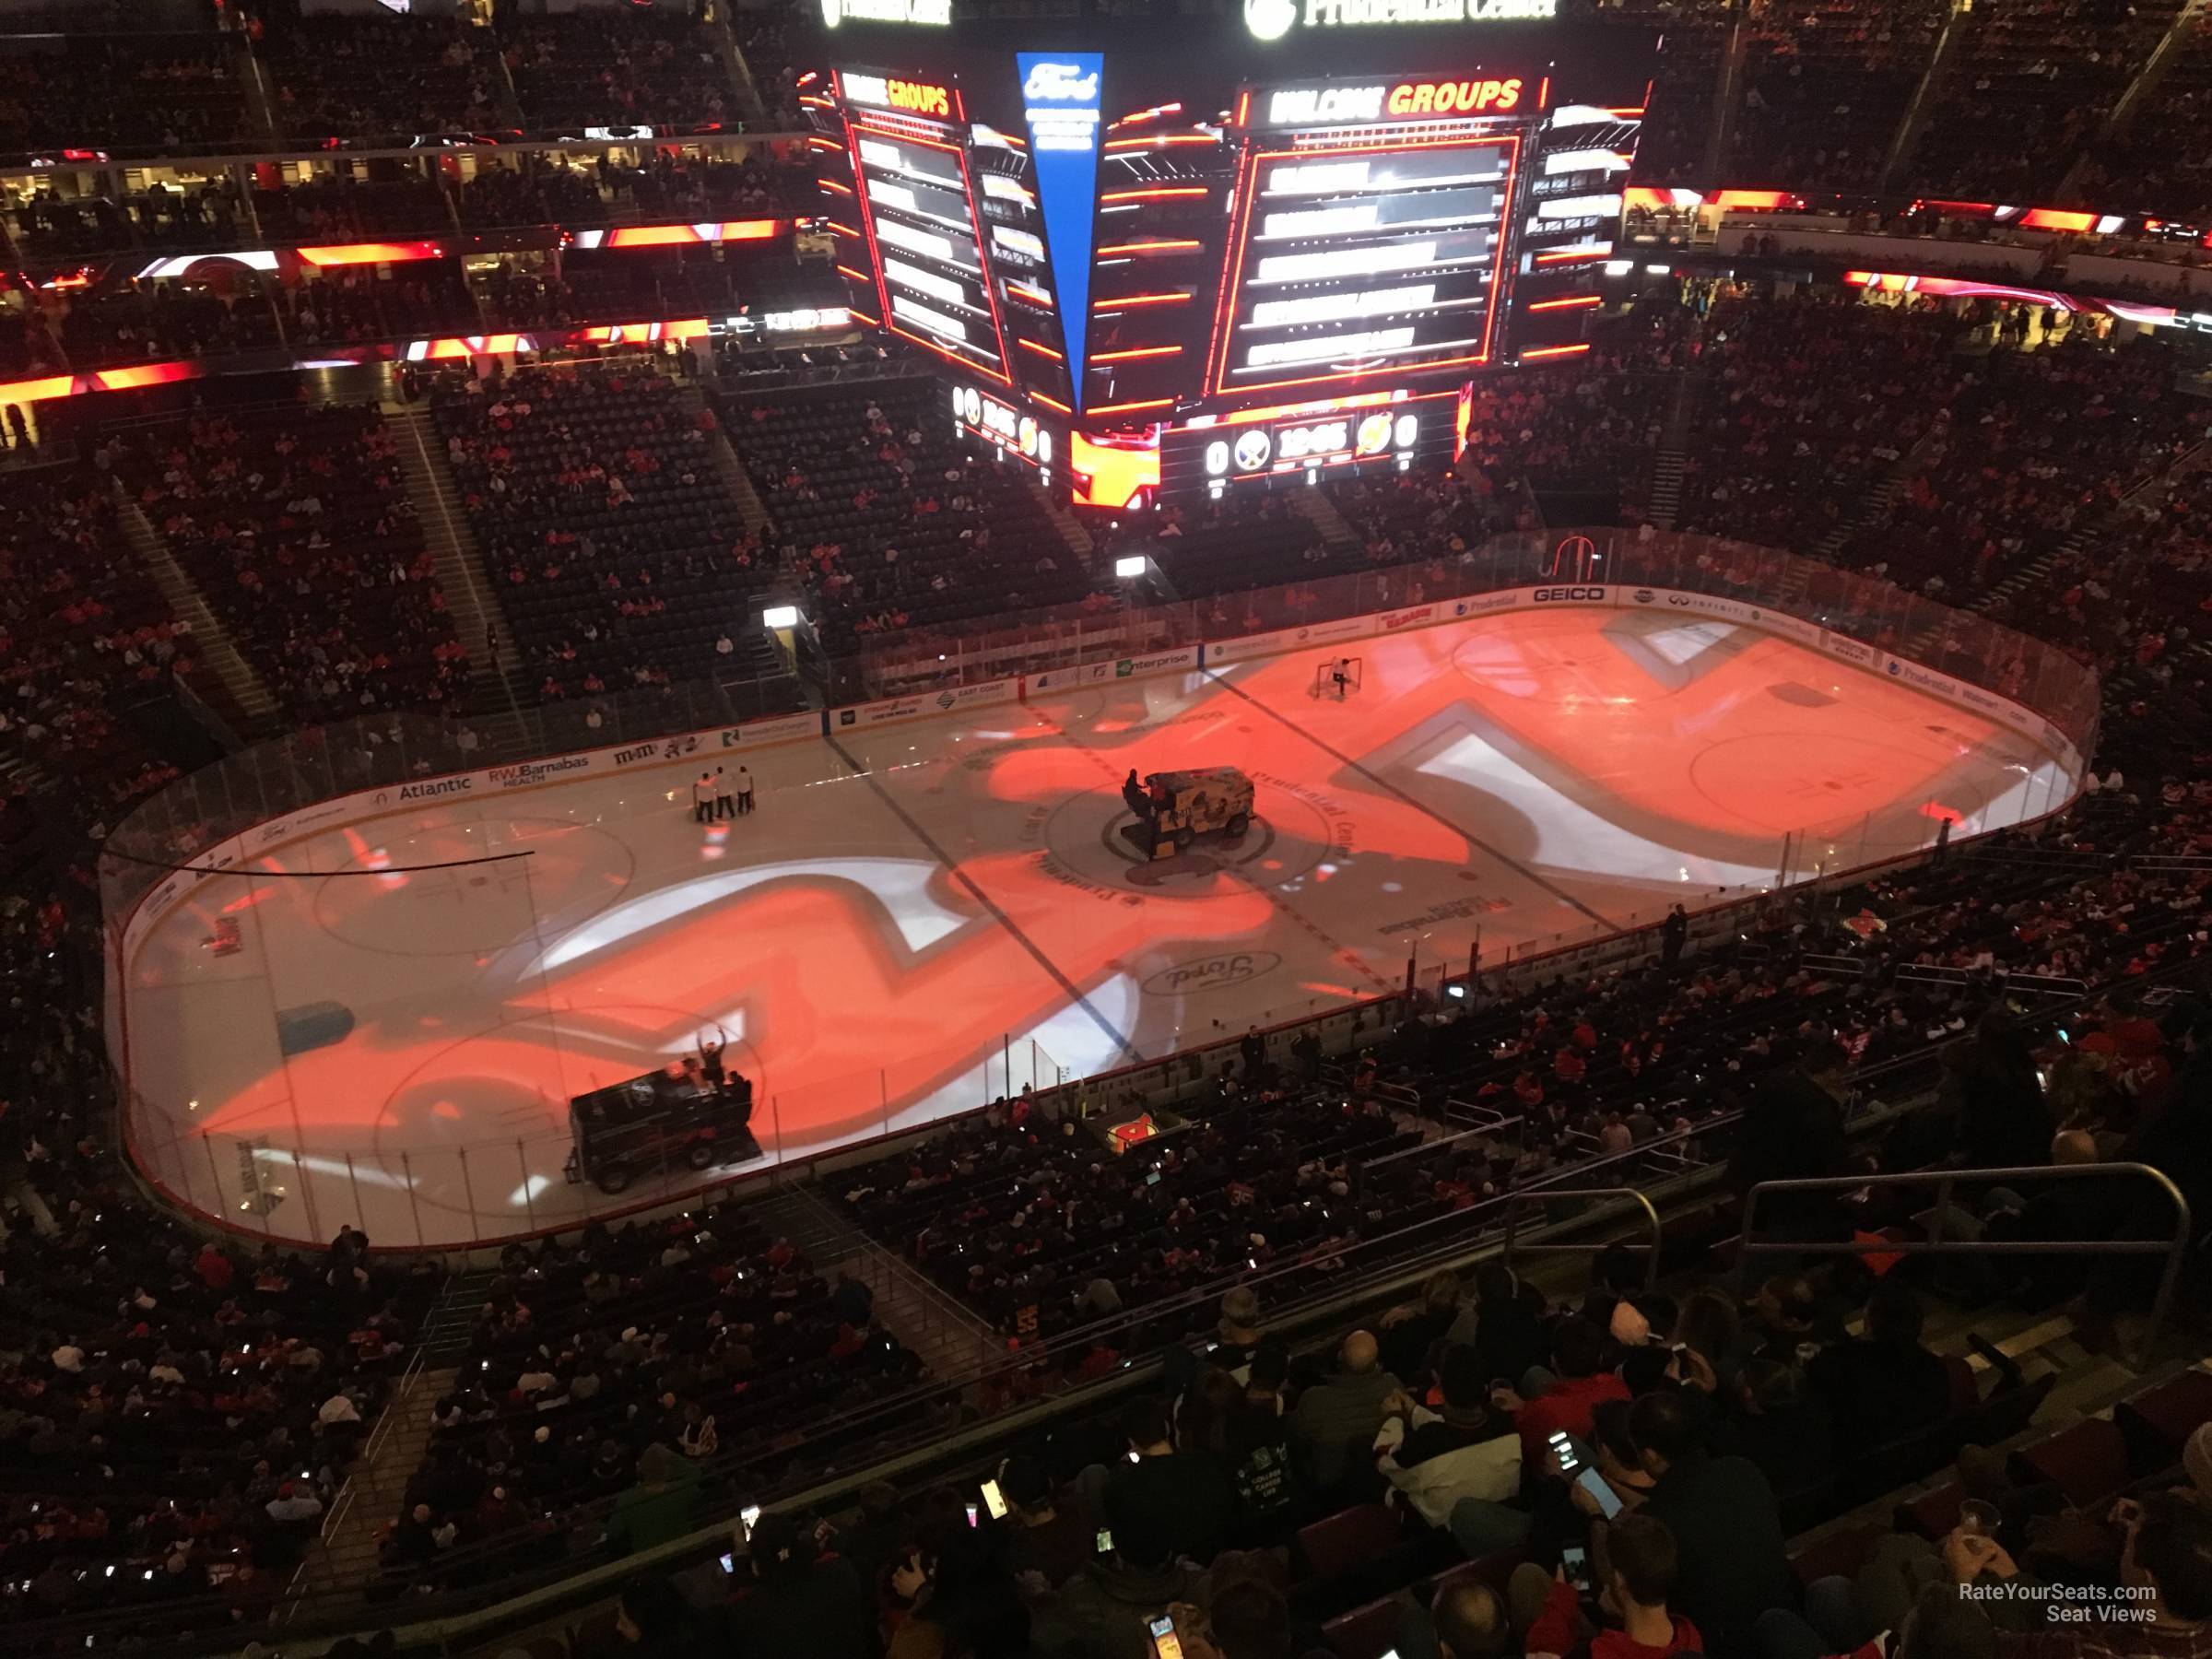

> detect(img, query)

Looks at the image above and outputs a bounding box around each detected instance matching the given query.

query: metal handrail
[1738,1161,2195,1357]
[1500,1185,1665,1291]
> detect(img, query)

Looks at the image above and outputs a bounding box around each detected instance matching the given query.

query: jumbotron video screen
[802,10,1653,507]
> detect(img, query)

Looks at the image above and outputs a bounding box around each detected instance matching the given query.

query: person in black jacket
[1617,1391,1795,1656]
[1727,1044,1854,1246]
[1459,1262,1549,1394]
[1805,1280,1952,1453]
[721,1511,876,1659]
[1714,1354,1835,1514]
[1955,1011,2052,1172]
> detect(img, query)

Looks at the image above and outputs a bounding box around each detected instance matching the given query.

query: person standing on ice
[713,767,735,821]
[691,772,713,824]
[735,764,754,816]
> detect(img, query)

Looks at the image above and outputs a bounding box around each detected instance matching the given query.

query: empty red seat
[1907,1482,1964,1539]
[1791,1523,1885,1587]
[1944,1355,1980,1417]
[2014,1418,2130,1510]
[1323,1594,1404,1659]
[2123,1370,2212,1452]
[1298,1503,1403,1581]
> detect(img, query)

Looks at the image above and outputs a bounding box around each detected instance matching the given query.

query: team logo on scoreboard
[1232,429,1273,472]
[1245,0,1299,40]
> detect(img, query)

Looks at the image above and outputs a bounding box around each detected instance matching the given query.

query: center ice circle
[310,814,636,956]
[1039,782,1337,896]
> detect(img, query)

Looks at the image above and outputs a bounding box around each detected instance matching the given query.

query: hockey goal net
[1312,656,1364,699]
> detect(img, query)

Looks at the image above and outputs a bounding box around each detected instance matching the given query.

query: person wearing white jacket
[1373,1351,1524,1530]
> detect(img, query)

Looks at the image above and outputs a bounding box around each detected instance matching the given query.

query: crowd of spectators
[261,17,511,145]
[1832,325,2203,599]
[53,271,284,368]
[111,401,470,722]
[0,845,440,1635]
[252,171,455,243]
[0,35,250,155]
[280,262,483,347]
[1724,0,1947,192]
[1609,0,1735,183]
[2077,11,2212,217]
[730,10,804,128]
[457,155,611,233]
[1674,288,1973,552]
[3,175,247,261]
[599,1178,2212,1659]
[1899,0,2183,202]
[0,467,190,852]
[383,1206,923,1597]
[429,359,786,700]
[453,147,815,234]
[726,379,1100,655]
[505,14,734,133]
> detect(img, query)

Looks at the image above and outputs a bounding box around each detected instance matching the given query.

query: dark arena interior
[6,0,2212,1655]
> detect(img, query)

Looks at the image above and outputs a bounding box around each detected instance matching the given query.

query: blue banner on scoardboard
[1015,52,1103,407]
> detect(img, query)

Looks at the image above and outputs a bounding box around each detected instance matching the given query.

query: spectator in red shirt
[1518,1512,1703,1658]
[1498,1315,1631,1465]
[194,1240,234,1291]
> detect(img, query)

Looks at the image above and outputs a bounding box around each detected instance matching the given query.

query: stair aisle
[117,492,278,735]
[388,402,522,717]
[752,1184,1001,1382]
[680,384,775,546]
[1290,486,1364,555]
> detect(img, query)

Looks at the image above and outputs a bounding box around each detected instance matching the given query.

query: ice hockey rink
[117,605,2079,1245]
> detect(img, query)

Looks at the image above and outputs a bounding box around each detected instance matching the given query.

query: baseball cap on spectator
[1000,1453,1053,1511]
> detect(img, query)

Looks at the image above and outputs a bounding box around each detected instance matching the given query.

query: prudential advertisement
[1015,52,1104,405]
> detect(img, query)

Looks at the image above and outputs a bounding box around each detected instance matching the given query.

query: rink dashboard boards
[801,12,1653,508]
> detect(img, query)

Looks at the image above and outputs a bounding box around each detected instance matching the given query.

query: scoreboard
[1208,76,1534,397]
[805,20,1649,507]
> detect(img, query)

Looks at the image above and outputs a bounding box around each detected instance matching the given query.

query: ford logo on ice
[1023,62,1099,100]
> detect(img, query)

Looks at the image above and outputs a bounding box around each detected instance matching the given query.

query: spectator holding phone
[1518,1512,1704,1657]
[1496,1317,1631,1465]
[1618,1392,1794,1655]
[721,1509,874,1659]
[1030,1514,1212,1659]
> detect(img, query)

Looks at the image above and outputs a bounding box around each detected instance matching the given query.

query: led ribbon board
[1015,52,1105,407]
